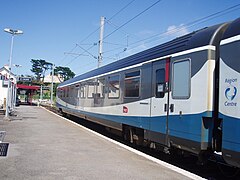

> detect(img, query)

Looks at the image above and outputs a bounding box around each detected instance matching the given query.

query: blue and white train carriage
[219,19,240,167]
[57,17,240,167]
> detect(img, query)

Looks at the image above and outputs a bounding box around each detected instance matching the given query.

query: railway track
[43,105,240,180]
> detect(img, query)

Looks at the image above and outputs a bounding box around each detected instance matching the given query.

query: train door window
[108,75,120,98]
[124,70,140,98]
[96,78,105,98]
[87,80,95,98]
[172,59,191,99]
[80,84,86,98]
[156,69,165,98]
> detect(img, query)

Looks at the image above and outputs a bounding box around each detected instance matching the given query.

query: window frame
[172,58,191,99]
[155,68,166,98]
[80,83,86,99]
[87,80,96,99]
[124,70,141,98]
[108,74,120,99]
[96,77,105,99]
[66,87,69,97]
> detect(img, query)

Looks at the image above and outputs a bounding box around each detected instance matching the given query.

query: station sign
[19,77,32,82]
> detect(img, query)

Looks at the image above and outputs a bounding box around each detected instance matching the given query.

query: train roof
[59,20,230,87]
[222,17,240,40]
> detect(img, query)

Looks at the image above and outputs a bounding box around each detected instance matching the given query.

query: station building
[0,65,17,111]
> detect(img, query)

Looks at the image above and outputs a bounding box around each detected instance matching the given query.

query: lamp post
[4,28,23,119]
[50,64,55,107]
[13,64,22,108]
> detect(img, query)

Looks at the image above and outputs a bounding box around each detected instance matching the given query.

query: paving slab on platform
[0,106,204,180]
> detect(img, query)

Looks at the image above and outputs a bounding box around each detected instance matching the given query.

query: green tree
[54,66,75,82]
[30,59,53,82]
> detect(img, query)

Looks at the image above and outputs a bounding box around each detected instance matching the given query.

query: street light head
[4,28,12,33]
[15,30,23,34]
[4,28,23,35]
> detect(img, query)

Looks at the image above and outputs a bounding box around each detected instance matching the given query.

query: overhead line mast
[98,16,105,68]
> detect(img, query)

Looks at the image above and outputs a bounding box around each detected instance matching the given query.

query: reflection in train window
[124,71,140,98]
[108,75,120,98]
[172,59,191,99]
[96,78,105,98]
[87,80,95,98]
[80,84,86,98]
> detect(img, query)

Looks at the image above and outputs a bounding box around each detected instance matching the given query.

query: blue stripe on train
[57,103,212,144]
[219,113,240,152]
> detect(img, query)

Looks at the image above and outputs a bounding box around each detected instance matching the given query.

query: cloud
[165,24,189,38]
[114,25,189,60]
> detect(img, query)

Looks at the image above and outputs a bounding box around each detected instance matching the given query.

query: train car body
[57,18,240,167]
[219,18,240,167]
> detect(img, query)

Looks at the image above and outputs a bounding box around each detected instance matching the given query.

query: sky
[0,0,240,77]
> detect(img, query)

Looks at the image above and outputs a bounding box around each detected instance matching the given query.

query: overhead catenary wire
[104,19,138,52]
[96,0,163,62]
[76,44,98,60]
[64,44,96,66]
[103,0,163,40]
[62,0,137,67]
[105,18,139,41]
[103,3,240,55]
[59,44,78,65]
[72,2,240,75]
[79,0,136,44]
[126,3,240,47]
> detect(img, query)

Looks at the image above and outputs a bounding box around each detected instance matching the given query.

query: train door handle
[164,104,174,112]
[164,104,168,112]
[170,104,174,113]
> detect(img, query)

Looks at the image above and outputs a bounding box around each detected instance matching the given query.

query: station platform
[0,106,204,180]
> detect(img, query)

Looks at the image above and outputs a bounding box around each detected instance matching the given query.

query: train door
[150,58,170,146]
[167,58,192,149]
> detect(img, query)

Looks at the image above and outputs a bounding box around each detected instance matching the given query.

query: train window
[66,87,69,97]
[63,88,65,97]
[124,70,140,98]
[87,80,95,98]
[96,78,105,98]
[57,88,60,98]
[80,85,86,98]
[108,75,120,98]
[75,84,80,98]
[155,69,165,98]
[64,88,67,97]
[172,59,191,99]
[59,88,63,98]
[70,86,75,98]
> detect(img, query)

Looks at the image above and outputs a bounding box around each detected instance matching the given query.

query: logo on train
[224,78,237,106]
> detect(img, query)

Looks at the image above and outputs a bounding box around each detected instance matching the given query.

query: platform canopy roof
[17,84,40,90]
